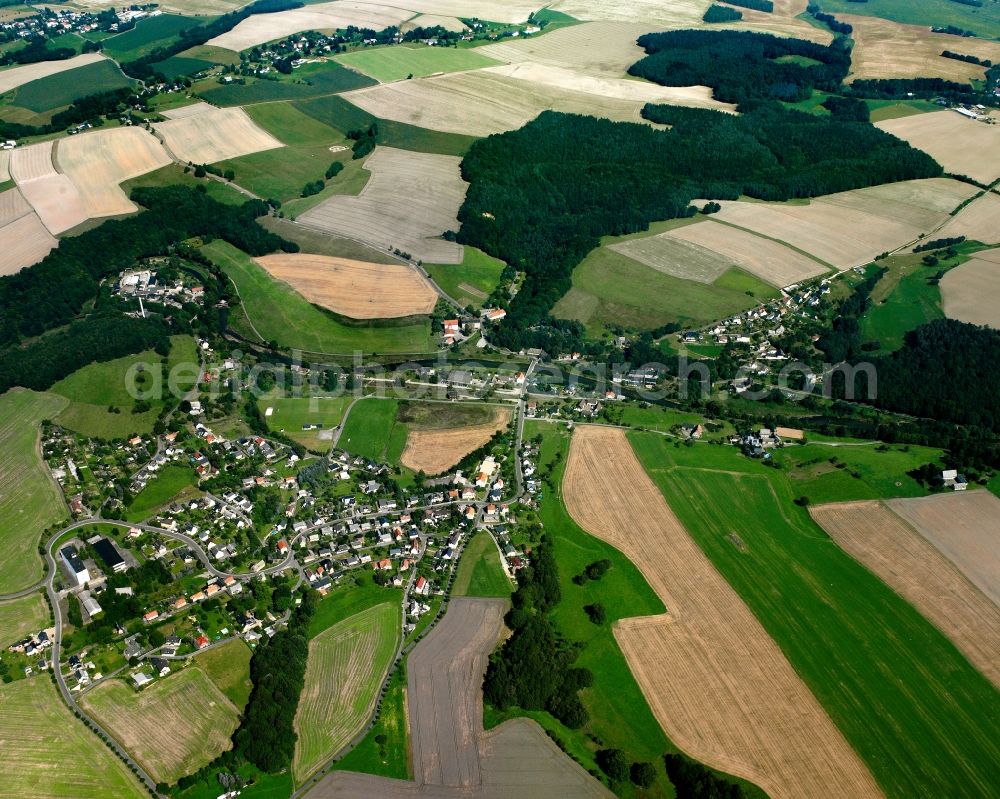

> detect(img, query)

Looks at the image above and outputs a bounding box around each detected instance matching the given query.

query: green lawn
[101,14,200,62]
[0,592,49,649]
[335,44,500,83]
[629,432,1000,799]
[0,389,70,594]
[258,396,354,451]
[50,334,198,439]
[0,677,147,799]
[338,398,408,463]
[423,246,506,309]
[196,61,375,106]
[330,665,409,779]
[11,59,136,113]
[812,0,1000,38]
[452,532,512,598]
[126,464,200,522]
[294,95,478,157]
[195,638,253,709]
[204,240,437,355]
[308,573,403,639]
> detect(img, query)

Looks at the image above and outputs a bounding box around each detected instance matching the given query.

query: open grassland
[10,59,134,114]
[0,52,106,94]
[196,60,375,106]
[938,191,1000,245]
[887,491,1000,606]
[258,395,354,451]
[554,243,777,334]
[712,178,978,270]
[56,126,173,219]
[876,111,1000,185]
[0,592,48,649]
[845,15,1000,83]
[338,397,406,462]
[81,667,241,785]
[294,602,400,782]
[452,531,511,598]
[101,13,195,61]
[341,68,729,138]
[811,500,1000,689]
[629,431,1000,799]
[206,240,436,355]
[400,404,510,475]
[155,106,282,164]
[0,209,57,275]
[564,426,881,799]
[0,389,69,594]
[50,334,198,438]
[423,245,504,308]
[940,249,1000,329]
[335,44,500,83]
[208,2,413,51]
[126,464,199,521]
[813,0,1000,39]
[298,146,466,264]
[0,676,147,799]
[194,638,253,709]
[256,254,438,319]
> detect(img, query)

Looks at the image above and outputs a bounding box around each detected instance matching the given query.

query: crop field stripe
[628,431,1000,799]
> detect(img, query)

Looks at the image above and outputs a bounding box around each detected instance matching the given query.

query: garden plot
[298,146,466,264]
[0,212,58,275]
[711,178,978,270]
[56,127,173,218]
[0,52,106,94]
[255,253,438,318]
[940,251,1000,329]
[207,2,414,51]
[812,501,1000,689]
[876,111,1000,185]
[937,191,1000,245]
[845,15,1000,83]
[561,425,882,799]
[155,106,282,164]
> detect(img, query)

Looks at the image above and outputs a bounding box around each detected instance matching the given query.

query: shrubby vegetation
[664,753,747,798]
[848,77,993,106]
[722,0,773,11]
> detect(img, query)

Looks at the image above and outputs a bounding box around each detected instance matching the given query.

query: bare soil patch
[877,111,1000,185]
[0,211,58,275]
[888,492,1000,606]
[940,252,1000,329]
[562,425,882,799]
[811,501,1000,689]
[155,106,282,164]
[256,253,438,319]
[401,407,510,475]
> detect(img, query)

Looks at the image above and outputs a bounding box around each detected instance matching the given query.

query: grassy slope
[0,389,69,594]
[102,14,203,62]
[334,44,500,83]
[423,246,506,309]
[195,638,253,709]
[452,531,512,598]
[257,395,354,451]
[126,463,200,522]
[0,677,147,798]
[10,59,135,114]
[196,61,375,106]
[122,163,248,205]
[0,592,48,649]
[257,215,397,262]
[50,334,198,438]
[338,398,407,463]
[629,432,1000,799]
[815,0,1000,38]
[329,665,409,779]
[205,240,436,355]
[308,573,402,639]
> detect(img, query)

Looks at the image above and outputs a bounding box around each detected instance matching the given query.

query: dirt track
[306,597,612,799]
[811,501,1000,689]
[562,425,882,799]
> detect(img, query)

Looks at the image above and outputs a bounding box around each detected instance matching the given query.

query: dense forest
[457,101,939,350]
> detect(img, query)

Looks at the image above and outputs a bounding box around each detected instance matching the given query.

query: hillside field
[337,398,406,463]
[335,44,501,82]
[452,532,511,598]
[0,592,48,649]
[194,638,253,708]
[423,245,506,309]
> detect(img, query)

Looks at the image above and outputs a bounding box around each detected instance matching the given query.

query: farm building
[59,545,89,587]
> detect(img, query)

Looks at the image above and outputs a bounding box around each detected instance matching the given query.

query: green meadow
[338,398,407,463]
[423,246,506,309]
[125,463,200,522]
[452,532,512,598]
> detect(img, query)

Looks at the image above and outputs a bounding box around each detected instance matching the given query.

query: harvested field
[56,127,172,219]
[482,62,732,111]
[294,602,400,782]
[10,140,56,183]
[937,191,1000,245]
[160,100,217,119]
[940,252,1000,329]
[81,667,240,785]
[306,596,611,799]
[719,7,833,45]
[811,501,1000,689]
[561,425,882,799]
[336,45,500,83]
[845,15,1000,83]
[477,21,664,76]
[0,186,30,226]
[155,106,282,164]
[298,146,466,264]
[255,253,438,319]
[0,52,106,94]
[0,150,9,182]
[712,178,977,270]
[609,230,731,284]
[550,0,708,27]
[399,0,538,24]
[876,111,1000,185]
[401,407,511,475]
[887,492,1000,606]
[208,2,414,51]
[0,211,58,275]
[17,174,87,235]
[402,14,466,32]
[0,592,48,650]
[341,68,725,137]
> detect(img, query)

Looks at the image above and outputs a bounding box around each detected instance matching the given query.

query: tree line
[0,86,137,141]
